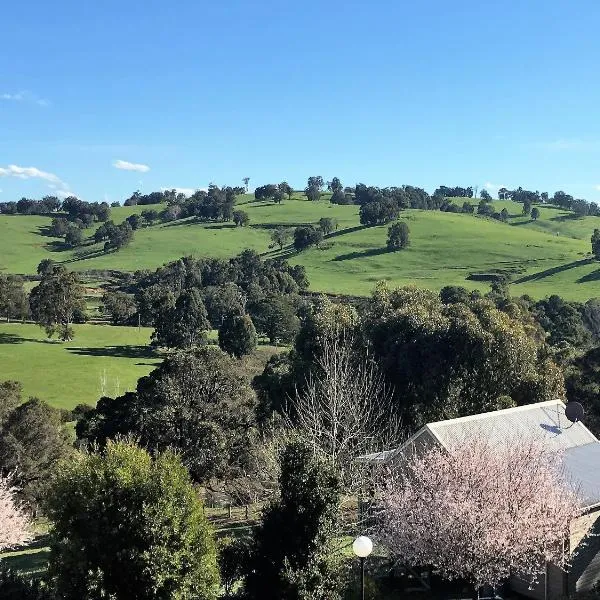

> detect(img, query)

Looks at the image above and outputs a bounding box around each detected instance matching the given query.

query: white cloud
[0,164,62,184]
[56,190,73,199]
[113,159,150,173]
[160,186,200,197]
[1,91,49,106]
[595,185,600,191]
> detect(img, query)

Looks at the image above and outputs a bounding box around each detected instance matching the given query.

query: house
[362,400,600,599]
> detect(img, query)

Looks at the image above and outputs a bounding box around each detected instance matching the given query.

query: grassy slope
[0,323,159,408]
[1,196,599,300]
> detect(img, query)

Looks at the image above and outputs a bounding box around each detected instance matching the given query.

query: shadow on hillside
[513,258,594,283]
[67,345,156,359]
[204,223,236,230]
[0,332,57,345]
[326,224,368,239]
[332,247,389,261]
[36,225,61,238]
[550,214,584,222]
[510,219,535,226]
[577,267,600,283]
[250,222,310,230]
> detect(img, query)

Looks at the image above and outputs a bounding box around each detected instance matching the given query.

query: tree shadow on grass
[549,213,584,222]
[513,258,594,283]
[67,345,156,359]
[0,332,57,345]
[332,247,390,261]
[577,267,600,283]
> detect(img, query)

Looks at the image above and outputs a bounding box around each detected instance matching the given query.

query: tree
[531,207,540,220]
[328,177,343,194]
[318,217,336,235]
[386,221,410,250]
[100,291,137,325]
[244,440,342,600]
[250,298,300,344]
[29,266,85,340]
[499,207,509,222]
[45,440,220,600]
[77,348,257,484]
[152,288,209,348]
[48,217,69,237]
[125,213,142,230]
[0,381,22,425]
[202,284,245,328]
[293,226,323,251]
[305,176,324,202]
[243,177,250,192]
[36,259,56,277]
[64,225,83,247]
[0,397,73,507]
[218,313,258,357]
[0,474,32,552]
[0,275,28,322]
[480,189,492,201]
[233,210,250,227]
[291,335,401,490]
[271,227,293,250]
[279,181,293,200]
[462,201,475,214]
[522,197,532,215]
[364,285,565,425]
[377,440,579,595]
[592,229,600,259]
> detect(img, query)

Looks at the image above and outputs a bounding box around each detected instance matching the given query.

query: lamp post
[352,535,373,600]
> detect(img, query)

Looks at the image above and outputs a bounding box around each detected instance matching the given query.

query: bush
[0,570,57,600]
[218,313,258,357]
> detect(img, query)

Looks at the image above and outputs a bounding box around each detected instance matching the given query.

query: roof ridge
[427,400,565,430]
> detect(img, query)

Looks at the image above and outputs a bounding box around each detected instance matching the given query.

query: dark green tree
[522,198,532,215]
[152,288,209,348]
[500,207,509,222]
[293,226,323,251]
[0,380,23,425]
[387,221,410,250]
[100,291,137,325]
[36,259,56,276]
[0,397,73,507]
[244,440,342,600]
[218,313,258,358]
[76,348,257,484]
[250,298,300,344]
[202,284,245,328]
[531,207,540,220]
[45,440,220,600]
[29,266,86,340]
[64,225,84,247]
[480,189,492,201]
[233,210,250,227]
[318,217,336,235]
[279,181,293,200]
[592,229,600,259]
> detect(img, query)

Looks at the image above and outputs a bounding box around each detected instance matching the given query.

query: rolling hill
[1,194,599,301]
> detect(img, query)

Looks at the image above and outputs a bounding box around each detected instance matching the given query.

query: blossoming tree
[0,474,31,552]
[376,440,581,596]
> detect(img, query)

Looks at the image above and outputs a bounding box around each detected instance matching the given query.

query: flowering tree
[376,440,580,594]
[0,474,31,552]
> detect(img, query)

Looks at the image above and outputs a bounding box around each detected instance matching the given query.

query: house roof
[426,400,597,452]
[364,400,600,509]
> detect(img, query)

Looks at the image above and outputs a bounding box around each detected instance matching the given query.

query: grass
[1,196,600,300]
[0,322,159,409]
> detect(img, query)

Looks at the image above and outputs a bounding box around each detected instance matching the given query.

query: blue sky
[1,0,599,203]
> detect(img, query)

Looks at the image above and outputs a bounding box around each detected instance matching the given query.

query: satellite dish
[565,401,584,423]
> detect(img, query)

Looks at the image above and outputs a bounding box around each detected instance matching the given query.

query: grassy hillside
[1,195,599,300]
[0,322,159,408]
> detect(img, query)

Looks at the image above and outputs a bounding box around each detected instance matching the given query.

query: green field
[0,322,159,408]
[1,196,600,300]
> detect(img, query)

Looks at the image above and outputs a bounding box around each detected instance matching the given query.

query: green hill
[1,195,599,301]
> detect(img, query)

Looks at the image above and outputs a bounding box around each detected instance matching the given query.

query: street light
[352,535,373,600]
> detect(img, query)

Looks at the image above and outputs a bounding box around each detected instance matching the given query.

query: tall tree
[233,210,250,226]
[29,266,85,341]
[76,348,257,484]
[243,177,250,192]
[244,441,342,600]
[45,440,220,600]
[377,440,579,596]
[271,227,293,250]
[592,229,600,259]
[0,275,28,322]
[531,207,540,220]
[152,288,209,349]
[386,221,410,250]
[218,313,258,358]
[250,298,300,344]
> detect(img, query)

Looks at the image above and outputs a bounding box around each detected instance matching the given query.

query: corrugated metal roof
[428,400,597,451]
[563,443,600,508]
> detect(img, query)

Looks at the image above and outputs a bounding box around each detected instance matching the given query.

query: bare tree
[376,439,581,596]
[0,474,32,552]
[243,177,250,192]
[290,335,402,491]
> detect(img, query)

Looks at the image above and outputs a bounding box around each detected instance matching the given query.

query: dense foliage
[45,440,219,600]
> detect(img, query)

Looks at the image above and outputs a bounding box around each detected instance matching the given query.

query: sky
[1,0,600,203]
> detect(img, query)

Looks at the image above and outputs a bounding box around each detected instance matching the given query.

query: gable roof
[364,401,600,510]
[426,400,597,452]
